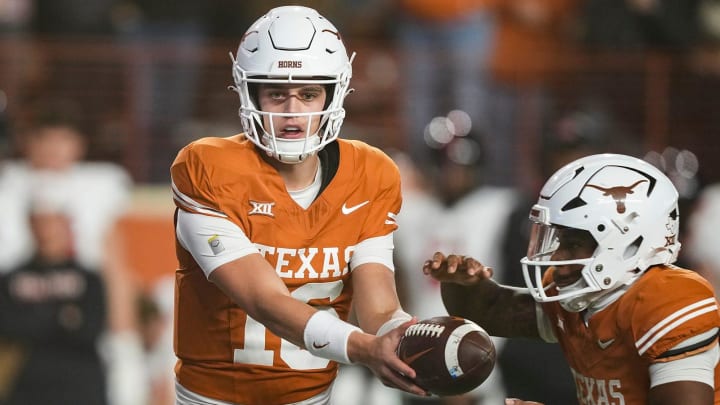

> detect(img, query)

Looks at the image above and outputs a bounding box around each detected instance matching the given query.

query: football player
[170,6,423,405]
[425,153,720,404]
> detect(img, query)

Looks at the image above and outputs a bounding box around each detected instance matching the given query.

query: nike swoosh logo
[312,341,330,349]
[341,200,370,215]
[597,338,615,350]
[402,347,434,365]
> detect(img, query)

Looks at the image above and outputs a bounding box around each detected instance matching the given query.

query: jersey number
[233,280,344,370]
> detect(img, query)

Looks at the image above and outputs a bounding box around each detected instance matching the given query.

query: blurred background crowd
[2,0,720,404]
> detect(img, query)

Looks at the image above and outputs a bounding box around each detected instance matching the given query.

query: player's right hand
[422,252,493,286]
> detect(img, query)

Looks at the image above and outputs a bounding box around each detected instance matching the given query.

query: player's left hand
[422,252,493,286]
[351,319,430,397]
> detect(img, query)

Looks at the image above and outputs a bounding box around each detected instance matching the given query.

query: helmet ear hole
[623,236,643,260]
[248,82,260,107]
[323,84,335,109]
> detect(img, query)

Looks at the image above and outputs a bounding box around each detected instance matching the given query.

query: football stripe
[444,323,483,378]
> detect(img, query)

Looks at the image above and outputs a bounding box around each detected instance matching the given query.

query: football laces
[405,323,445,338]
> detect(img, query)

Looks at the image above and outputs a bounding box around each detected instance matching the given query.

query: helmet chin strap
[263,134,321,164]
[558,274,638,313]
[272,150,313,164]
[557,279,595,312]
[560,294,596,313]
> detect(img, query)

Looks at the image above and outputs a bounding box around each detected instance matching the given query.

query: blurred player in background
[687,183,720,297]
[170,6,424,404]
[394,120,514,405]
[425,153,720,404]
[0,103,147,405]
[0,198,107,404]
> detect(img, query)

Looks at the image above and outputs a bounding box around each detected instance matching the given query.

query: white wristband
[376,309,413,336]
[303,311,361,364]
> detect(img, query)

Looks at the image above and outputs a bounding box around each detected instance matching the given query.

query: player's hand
[351,319,430,397]
[505,399,545,405]
[422,252,493,286]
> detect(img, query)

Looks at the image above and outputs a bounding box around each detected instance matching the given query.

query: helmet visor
[522,220,599,309]
[526,222,561,261]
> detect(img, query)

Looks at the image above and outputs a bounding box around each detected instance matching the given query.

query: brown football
[397,316,496,396]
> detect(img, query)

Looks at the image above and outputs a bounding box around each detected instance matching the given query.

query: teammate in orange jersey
[424,153,720,405]
[170,6,425,405]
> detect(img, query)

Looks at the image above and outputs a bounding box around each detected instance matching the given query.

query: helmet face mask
[521,153,682,312]
[231,6,353,163]
[521,222,601,312]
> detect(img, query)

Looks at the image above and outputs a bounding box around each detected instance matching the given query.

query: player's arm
[177,210,426,395]
[349,260,418,388]
[649,381,714,405]
[177,209,316,348]
[348,232,428,391]
[211,255,421,393]
[424,252,540,338]
[348,160,415,335]
[647,328,719,405]
[209,255,316,347]
[352,262,408,334]
[350,233,412,335]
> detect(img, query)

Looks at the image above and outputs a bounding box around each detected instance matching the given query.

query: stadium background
[1,1,720,404]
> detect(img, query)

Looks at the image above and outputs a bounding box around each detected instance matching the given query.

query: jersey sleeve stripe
[385,212,397,225]
[635,298,718,355]
[657,330,719,359]
[171,180,228,218]
[635,298,716,348]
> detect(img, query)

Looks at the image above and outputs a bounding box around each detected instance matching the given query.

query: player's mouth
[279,126,306,139]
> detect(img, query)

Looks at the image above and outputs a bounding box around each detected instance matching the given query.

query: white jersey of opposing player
[0,161,131,272]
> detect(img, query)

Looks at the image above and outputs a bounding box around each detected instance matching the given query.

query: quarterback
[170,6,423,405]
[426,154,720,404]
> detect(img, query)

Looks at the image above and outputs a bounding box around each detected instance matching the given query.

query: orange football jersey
[170,136,402,404]
[541,265,720,404]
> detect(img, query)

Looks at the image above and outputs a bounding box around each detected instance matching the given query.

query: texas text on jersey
[170,136,401,404]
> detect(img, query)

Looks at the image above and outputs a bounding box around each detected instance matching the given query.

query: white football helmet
[230,6,354,163]
[521,153,681,312]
